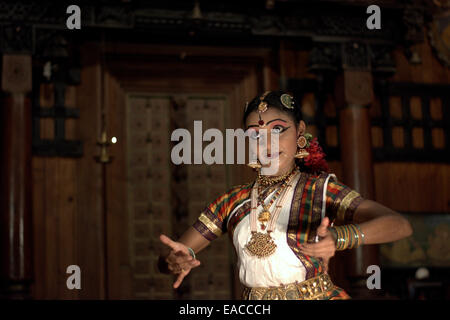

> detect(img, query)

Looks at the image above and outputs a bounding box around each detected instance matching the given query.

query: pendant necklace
[244,169,297,258]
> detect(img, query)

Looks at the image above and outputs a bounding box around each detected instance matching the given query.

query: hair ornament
[258,102,268,113]
[280,93,295,109]
[257,91,271,126]
[258,91,271,113]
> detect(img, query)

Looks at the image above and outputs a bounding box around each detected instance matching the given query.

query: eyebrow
[246,118,288,129]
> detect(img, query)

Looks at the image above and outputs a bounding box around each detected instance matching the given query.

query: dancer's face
[245,107,306,176]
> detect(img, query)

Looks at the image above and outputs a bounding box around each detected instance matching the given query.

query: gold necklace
[257,170,290,187]
[256,165,297,193]
[256,167,298,228]
[257,187,283,230]
[244,170,298,258]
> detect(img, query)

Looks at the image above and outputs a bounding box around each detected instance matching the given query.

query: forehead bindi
[247,118,289,130]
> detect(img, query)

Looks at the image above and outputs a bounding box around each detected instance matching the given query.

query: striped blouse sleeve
[192,184,250,241]
[325,180,364,225]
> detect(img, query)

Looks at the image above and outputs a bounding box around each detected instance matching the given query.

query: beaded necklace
[244,168,299,258]
[256,168,294,191]
[256,167,298,230]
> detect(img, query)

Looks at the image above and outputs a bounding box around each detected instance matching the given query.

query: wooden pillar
[335,67,380,298]
[0,54,33,299]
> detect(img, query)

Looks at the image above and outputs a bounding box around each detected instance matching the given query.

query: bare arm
[177,226,211,254]
[352,199,413,244]
[300,199,413,271]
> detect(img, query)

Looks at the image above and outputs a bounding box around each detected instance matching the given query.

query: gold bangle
[332,224,363,251]
[354,223,365,245]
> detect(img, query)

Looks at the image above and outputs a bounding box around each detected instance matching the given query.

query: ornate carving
[34,30,70,58]
[428,9,450,67]
[251,15,286,35]
[0,2,45,22]
[0,24,32,53]
[370,45,396,76]
[96,5,134,28]
[0,0,419,47]
[342,42,370,70]
[308,43,340,73]
[403,5,425,44]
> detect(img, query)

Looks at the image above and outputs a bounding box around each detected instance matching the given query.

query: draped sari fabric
[192,170,364,300]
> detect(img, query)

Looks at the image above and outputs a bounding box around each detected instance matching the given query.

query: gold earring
[294,135,310,159]
[247,159,262,169]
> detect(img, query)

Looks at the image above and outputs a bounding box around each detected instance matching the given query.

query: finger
[174,247,190,256]
[169,251,192,263]
[166,252,184,265]
[167,262,183,273]
[299,247,318,256]
[317,217,330,237]
[300,247,333,257]
[170,250,191,263]
[179,259,201,270]
[173,257,192,266]
[303,235,335,246]
[173,270,189,289]
[160,234,180,251]
[300,241,333,250]
[300,245,334,253]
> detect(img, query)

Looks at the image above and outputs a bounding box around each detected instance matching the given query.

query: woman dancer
[158,90,412,300]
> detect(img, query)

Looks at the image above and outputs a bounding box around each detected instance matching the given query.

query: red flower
[303,137,329,173]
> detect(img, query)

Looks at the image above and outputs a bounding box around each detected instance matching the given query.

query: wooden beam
[0,54,33,299]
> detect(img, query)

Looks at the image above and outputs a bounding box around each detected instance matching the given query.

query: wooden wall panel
[379,35,450,214]
[105,72,133,299]
[279,41,315,81]
[31,157,45,299]
[31,157,79,299]
[31,49,97,300]
[31,80,80,299]
[374,163,450,213]
[391,35,450,83]
[74,43,104,299]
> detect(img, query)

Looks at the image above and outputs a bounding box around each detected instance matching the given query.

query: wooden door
[102,43,273,299]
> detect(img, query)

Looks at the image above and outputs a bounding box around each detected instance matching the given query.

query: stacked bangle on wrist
[354,223,365,245]
[330,224,365,251]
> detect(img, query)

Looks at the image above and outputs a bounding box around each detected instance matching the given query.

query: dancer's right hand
[159,234,201,288]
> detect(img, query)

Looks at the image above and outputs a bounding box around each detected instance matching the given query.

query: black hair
[242,90,302,126]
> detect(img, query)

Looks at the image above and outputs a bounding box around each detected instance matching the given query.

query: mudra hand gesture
[159,234,201,288]
[298,217,336,273]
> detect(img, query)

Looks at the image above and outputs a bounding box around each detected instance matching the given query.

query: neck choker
[256,166,298,189]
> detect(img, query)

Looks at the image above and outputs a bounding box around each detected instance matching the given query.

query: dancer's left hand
[299,217,335,273]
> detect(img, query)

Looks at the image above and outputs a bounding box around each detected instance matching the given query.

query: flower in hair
[303,137,329,173]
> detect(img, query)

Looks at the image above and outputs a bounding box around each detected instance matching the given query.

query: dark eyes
[248,126,288,140]
[272,125,289,134]
[272,125,284,134]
